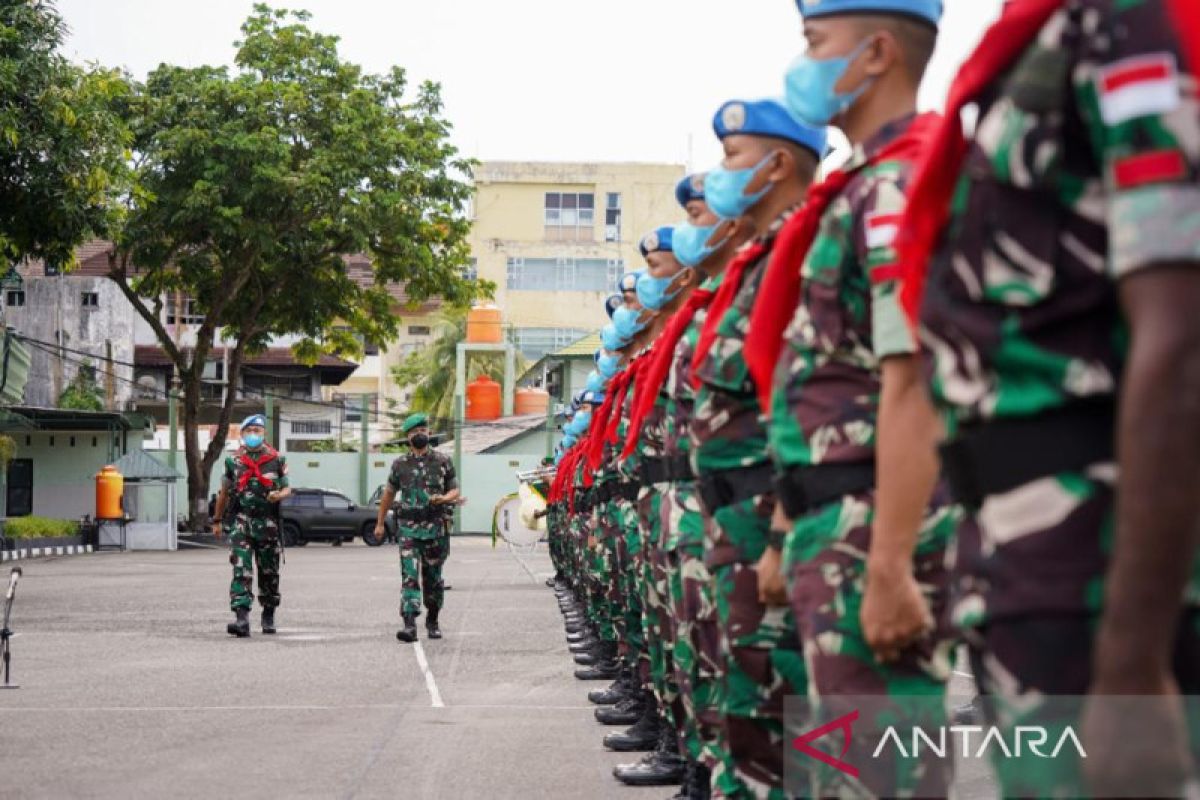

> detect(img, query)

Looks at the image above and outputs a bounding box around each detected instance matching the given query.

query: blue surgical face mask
[636,269,690,312]
[597,352,621,379]
[243,433,264,450]
[575,409,592,432]
[585,370,606,394]
[600,324,628,352]
[704,152,778,220]
[673,221,732,268]
[784,37,875,127]
[612,306,647,339]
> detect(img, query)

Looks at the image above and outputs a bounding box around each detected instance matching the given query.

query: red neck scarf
[236,447,278,492]
[621,288,715,459]
[587,365,635,470]
[1170,0,1200,75]
[689,242,768,387]
[898,0,1066,325]
[745,113,939,412]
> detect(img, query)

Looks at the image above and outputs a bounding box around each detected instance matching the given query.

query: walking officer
[374,413,459,643]
[214,414,292,638]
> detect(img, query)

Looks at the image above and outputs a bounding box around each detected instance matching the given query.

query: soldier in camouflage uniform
[688,101,824,798]
[216,414,291,638]
[906,1,1200,795]
[751,4,961,795]
[374,413,458,643]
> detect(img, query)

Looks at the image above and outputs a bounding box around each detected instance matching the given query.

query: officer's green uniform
[389,421,457,619]
[224,445,289,612]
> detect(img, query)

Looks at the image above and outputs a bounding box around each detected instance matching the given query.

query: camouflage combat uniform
[661,285,736,782]
[692,246,807,800]
[224,445,289,612]
[769,115,961,797]
[388,448,457,618]
[916,3,1200,794]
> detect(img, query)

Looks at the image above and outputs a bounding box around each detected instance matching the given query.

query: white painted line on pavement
[412,641,445,708]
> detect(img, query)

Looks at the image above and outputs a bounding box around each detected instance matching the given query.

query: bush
[4,516,80,539]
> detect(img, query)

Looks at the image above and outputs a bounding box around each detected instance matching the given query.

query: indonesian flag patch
[1097,53,1181,126]
[865,211,903,250]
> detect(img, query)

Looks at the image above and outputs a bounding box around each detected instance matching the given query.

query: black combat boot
[603,698,661,751]
[226,608,250,638]
[261,607,276,635]
[574,641,619,679]
[588,666,634,705]
[396,614,418,643]
[688,763,711,800]
[670,761,696,800]
[566,628,593,644]
[612,726,686,786]
[426,608,442,640]
[595,689,646,726]
[569,635,599,654]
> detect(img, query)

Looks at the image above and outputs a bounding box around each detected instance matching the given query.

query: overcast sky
[57,0,1003,171]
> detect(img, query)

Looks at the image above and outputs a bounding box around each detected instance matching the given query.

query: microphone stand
[1,567,21,689]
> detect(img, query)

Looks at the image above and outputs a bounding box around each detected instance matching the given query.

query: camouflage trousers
[229,516,281,612]
[955,469,1200,796]
[638,487,678,717]
[586,502,618,642]
[663,480,730,777]
[547,509,567,577]
[612,497,645,666]
[783,489,959,799]
[708,492,806,800]
[399,534,447,618]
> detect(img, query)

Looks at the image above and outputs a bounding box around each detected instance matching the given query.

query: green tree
[57,363,103,411]
[105,5,490,528]
[392,307,522,424]
[0,0,130,266]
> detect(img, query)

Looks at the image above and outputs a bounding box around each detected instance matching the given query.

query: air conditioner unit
[604,226,619,242]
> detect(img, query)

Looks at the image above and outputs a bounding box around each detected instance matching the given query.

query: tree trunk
[181,376,210,532]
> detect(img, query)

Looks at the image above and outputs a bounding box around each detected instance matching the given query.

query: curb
[1,544,95,562]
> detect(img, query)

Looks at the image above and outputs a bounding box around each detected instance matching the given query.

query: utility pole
[265,394,275,449]
[359,394,369,505]
[167,378,178,471]
[104,340,115,410]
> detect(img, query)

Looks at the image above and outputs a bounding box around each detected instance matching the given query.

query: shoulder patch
[1097,53,1180,126]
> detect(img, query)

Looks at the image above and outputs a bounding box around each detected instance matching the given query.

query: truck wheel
[362,521,383,547]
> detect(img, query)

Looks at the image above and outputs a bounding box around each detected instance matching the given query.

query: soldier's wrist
[767,529,787,550]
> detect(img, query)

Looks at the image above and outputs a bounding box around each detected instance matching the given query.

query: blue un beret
[604,294,622,318]
[241,414,267,429]
[618,272,641,293]
[795,0,942,27]
[712,98,828,159]
[638,226,675,258]
[674,174,706,208]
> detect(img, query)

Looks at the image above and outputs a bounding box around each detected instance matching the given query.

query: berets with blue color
[604,294,622,318]
[795,0,941,26]
[618,272,641,293]
[712,98,828,159]
[638,226,675,258]
[241,414,267,430]
[674,174,706,208]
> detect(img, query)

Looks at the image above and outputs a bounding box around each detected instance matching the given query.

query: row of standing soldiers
[542,0,1200,797]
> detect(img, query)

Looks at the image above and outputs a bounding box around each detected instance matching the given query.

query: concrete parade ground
[0,538,661,799]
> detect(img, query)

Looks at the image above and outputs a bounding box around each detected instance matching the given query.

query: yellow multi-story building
[469,161,686,361]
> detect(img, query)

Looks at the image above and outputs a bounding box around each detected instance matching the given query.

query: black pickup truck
[278,488,379,547]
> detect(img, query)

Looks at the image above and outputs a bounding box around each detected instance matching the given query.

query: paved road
[0,538,997,799]
[0,539,661,799]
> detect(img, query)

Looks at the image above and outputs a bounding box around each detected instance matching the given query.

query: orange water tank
[466,375,502,420]
[96,465,124,520]
[466,305,503,344]
[514,387,550,416]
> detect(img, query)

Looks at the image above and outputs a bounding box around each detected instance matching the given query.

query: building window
[506,258,623,292]
[605,193,622,242]
[512,327,591,361]
[81,291,99,308]
[336,393,378,423]
[408,325,431,336]
[242,373,313,401]
[544,192,595,242]
[291,419,332,435]
[166,296,204,325]
[463,258,478,282]
[5,290,24,307]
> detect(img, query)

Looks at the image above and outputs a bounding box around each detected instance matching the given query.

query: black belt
[940,400,1115,510]
[774,461,876,519]
[397,506,438,523]
[619,482,639,501]
[697,462,774,513]
[641,455,694,485]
